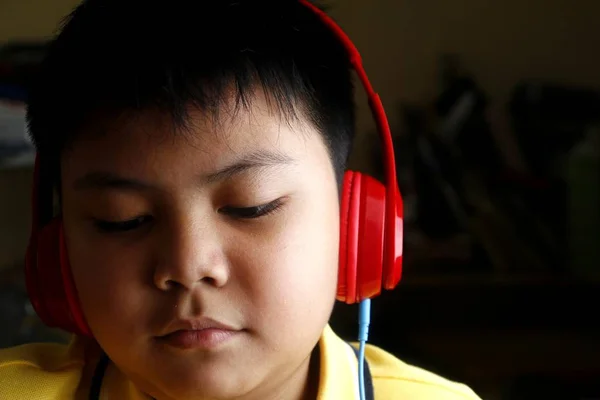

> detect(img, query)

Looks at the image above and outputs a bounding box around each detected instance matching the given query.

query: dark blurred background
[1,1,599,399]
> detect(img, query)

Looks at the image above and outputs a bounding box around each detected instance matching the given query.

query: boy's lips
[161,317,239,334]
[157,317,242,350]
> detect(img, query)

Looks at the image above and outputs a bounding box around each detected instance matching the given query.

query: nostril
[164,280,180,290]
[163,276,216,290]
[200,276,217,286]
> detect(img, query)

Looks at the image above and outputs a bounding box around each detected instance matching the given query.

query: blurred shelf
[331,271,600,343]
[362,272,600,398]
[370,271,600,331]
[400,271,600,288]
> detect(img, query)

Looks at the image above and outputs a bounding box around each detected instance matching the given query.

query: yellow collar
[315,324,360,399]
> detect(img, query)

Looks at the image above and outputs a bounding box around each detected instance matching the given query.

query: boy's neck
[245,345,321,400]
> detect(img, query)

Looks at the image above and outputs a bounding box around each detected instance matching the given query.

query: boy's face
[60,93,340,399]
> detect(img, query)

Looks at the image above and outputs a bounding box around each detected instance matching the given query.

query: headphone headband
[299,0,402,288]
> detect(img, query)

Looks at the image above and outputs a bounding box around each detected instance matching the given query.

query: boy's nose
[152,222,230,291]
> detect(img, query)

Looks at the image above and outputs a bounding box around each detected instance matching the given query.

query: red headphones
[24,0,403,337]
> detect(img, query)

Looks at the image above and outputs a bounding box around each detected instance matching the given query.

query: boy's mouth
[157,317,242,350]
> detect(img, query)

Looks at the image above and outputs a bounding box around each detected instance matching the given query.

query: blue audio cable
[358,298,371,400]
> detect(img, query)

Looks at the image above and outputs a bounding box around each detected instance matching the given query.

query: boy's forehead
[63,92,321,174]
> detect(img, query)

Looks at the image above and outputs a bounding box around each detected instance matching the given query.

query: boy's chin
[139,361,256,400]
[138,346,262,399]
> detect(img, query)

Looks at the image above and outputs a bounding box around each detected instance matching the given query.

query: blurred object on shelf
[565,125,600,278]
[434,53,504,175]
[403,230,475,274]
[509,82,600,179]
[382,58,600,278]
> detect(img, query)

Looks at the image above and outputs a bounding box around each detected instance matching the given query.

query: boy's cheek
[248,216,338,315]
[67,241,149,320]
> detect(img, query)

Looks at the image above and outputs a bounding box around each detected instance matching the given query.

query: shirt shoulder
[365,344,481,400]
[0,339,90,400]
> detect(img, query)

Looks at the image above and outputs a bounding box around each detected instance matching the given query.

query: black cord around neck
[89,353,110,400]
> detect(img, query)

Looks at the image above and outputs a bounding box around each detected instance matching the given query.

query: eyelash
[93,199,283,233]
[219,198,284,219]
[93,216,152,233]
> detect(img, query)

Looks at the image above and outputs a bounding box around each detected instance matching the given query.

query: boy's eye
[94,215,152,233]
[220,199,283,219]
[93,199,282,233]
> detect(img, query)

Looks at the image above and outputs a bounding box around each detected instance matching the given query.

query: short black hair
[26,0,355,187]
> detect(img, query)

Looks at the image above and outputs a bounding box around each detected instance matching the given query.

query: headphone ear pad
[25,229,52,329]
[25,219,91,336]
[354,173,386,302]
[337,171,386,304]
[337,171,359,303]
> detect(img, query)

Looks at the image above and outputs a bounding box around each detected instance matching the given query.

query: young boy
[0,1,481,399]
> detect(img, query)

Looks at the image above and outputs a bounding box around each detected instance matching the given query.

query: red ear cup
[25,229,52,329]
[383,184,404,290]
[25,218,92,336]
[338,170,390,304]
[338,171,360,303]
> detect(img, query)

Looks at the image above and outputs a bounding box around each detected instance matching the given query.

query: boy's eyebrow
[72,149,295,191]
[72,172,153,191]
[204,149,294,184]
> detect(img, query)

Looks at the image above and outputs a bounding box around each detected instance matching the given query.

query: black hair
[26,0,355,188]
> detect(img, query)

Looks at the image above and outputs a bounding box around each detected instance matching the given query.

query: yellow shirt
[0,325,480,399]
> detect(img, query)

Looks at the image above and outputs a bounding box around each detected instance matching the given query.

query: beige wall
[2,0,600,268]
[3,0,600,135]
[0,0,81,41]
